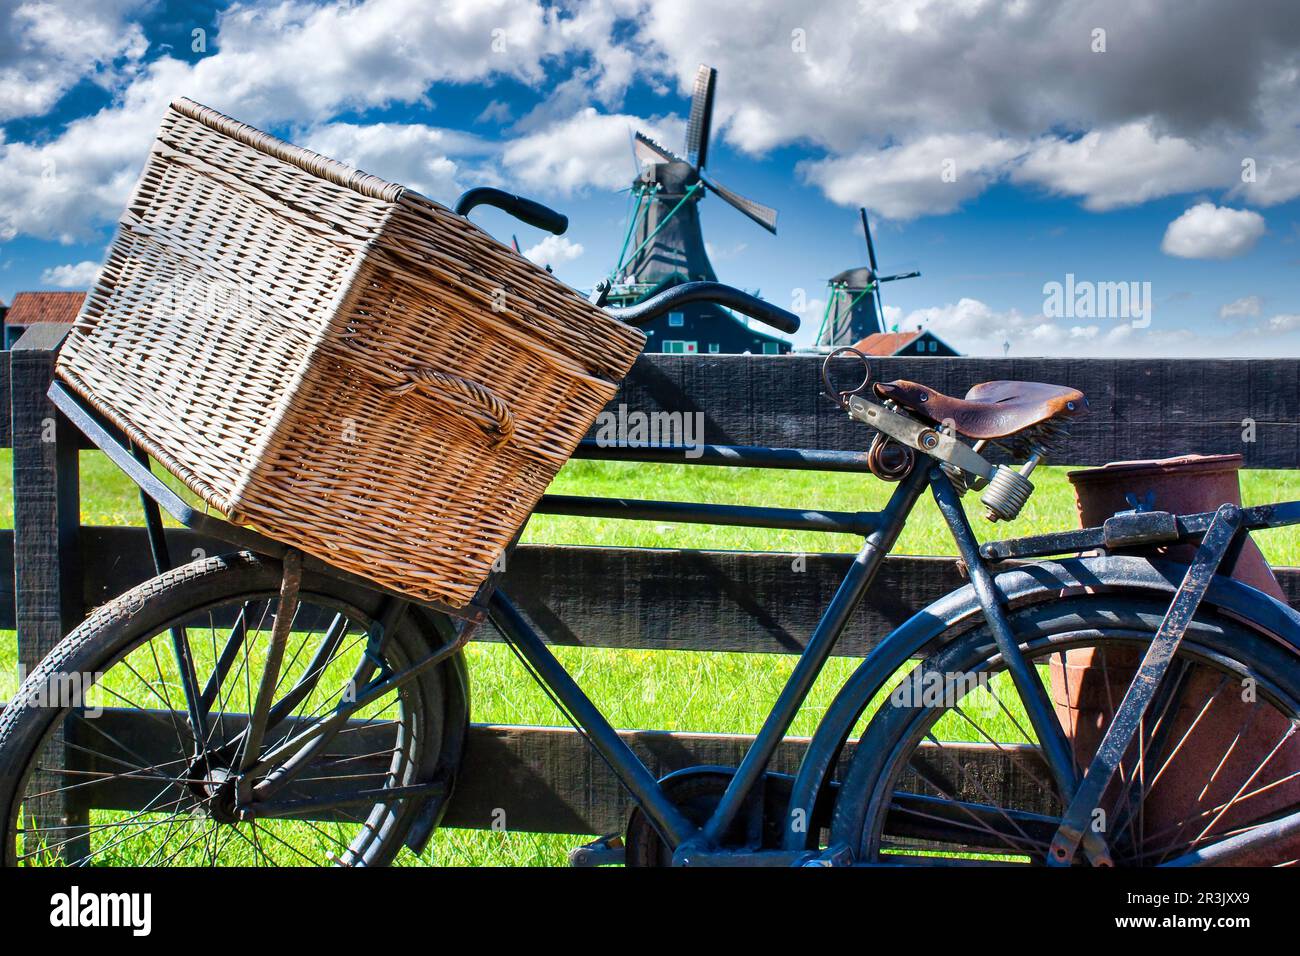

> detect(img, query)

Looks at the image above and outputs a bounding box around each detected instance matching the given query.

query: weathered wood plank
[3,354,1299,466]
[602,355,1300,468]
[442,724,1053,835]
[9,325,86,857]
[48,708,1050,837]
[0,529,1298,653]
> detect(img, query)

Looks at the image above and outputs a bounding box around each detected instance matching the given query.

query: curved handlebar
[605,281,801,335]
[454,187,568,236]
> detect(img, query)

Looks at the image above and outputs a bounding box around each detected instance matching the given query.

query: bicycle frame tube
[487,462,932,854]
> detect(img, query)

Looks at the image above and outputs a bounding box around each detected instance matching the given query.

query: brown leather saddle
[873,379,1086,440]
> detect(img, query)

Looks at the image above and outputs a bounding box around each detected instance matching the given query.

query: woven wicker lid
[170,97,404,203]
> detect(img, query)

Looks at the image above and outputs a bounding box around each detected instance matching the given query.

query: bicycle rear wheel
[0,552,454,866]
[834,596,1300,866]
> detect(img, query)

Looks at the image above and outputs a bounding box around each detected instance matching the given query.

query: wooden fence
[4,323,1299,838]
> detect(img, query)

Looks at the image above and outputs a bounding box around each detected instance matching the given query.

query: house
[852,329,959,357]
[3,291,86,348]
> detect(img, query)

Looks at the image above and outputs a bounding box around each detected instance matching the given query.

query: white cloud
[882,296,1209,358]
[632,0,1300,215]
[0,0,150,121]
[522,234,583,267]
[1219,294,1263,319]
[4,0,1300,244]
[633,0,1300,148]
[1265,313,1300,333]
[476,99,514,124]
[301,122,489,203]
[801,134,1028,219]
[0,0,599,241]
[501,108,683,194]
[40,260,100,287]
[1014,121,1227,211]
[890,297,1063,356]
[1237,157,1300,207]
[1161,203,1266,259]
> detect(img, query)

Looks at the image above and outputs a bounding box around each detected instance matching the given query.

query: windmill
[816,208,920,347]
[606,65,789,354]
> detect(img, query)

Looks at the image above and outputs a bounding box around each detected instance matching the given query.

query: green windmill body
[606,65,790,355]
[816,208,921,348]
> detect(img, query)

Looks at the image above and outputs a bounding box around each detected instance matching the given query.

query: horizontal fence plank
[1,527,1297,652]
[601,355,1300,469]
[6,355,1300,467]
[442,724,1052,835]
[34,707,1048,837]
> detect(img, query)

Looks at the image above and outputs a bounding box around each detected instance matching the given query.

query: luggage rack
[979,498,1300,560]
[47,380,490,624]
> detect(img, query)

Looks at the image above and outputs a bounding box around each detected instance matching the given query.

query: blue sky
[2,0,1299,355]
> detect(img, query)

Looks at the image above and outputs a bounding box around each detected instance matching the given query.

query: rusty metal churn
[1055,453,1298,861]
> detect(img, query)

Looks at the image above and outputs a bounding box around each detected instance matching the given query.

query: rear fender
[780,553,1300,851]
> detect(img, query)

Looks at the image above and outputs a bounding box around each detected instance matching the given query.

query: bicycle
[3,189,1300,867]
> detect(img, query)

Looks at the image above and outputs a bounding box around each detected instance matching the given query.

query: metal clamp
[847,395,994,480]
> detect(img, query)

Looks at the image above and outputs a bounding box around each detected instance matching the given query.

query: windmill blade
[685,64,717,169]
[626,127,643,177]
[858,207,887,331]
[876,270,920,283]
[859,207,879,274]
[699,170,778,234]
[634,131,687,168]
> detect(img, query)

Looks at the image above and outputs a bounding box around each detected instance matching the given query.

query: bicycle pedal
[568,834,625,867]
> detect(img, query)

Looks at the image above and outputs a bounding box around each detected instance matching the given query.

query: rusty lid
[1067,453,1243,486]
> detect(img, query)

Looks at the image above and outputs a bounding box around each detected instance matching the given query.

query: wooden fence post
[10,323,87,860]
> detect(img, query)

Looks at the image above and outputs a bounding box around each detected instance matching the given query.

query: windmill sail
[817,209,921,348]
[634,131,686,167]
[609,65,788,355]
[685,65,716,168]
[700,170,778,233]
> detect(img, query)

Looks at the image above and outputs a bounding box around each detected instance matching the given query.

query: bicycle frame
[494,460,933,859]
[47,378,1300,866]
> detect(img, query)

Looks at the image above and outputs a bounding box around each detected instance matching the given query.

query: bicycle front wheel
[0,552,453,866]
[834,596,1300,866]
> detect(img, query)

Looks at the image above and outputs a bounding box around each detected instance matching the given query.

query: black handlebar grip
[719,286,801,334]
[607,281,801,335]
[454,187,568,236]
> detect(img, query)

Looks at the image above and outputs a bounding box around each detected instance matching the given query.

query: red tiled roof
[852,331,923,356]
[5,291,87,326]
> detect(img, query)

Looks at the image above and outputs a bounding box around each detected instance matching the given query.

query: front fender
[780,553,1300,851]
[402,610,471,855]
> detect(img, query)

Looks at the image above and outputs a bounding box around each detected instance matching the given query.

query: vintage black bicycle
[3,189,1300,867]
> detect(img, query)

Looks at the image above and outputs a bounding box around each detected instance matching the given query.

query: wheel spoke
[7,575,426,868]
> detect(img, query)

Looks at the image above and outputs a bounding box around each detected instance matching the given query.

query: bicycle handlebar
[605,281,801,335]
[454,187,568,236]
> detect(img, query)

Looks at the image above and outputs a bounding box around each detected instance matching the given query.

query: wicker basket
[56,98,645,607]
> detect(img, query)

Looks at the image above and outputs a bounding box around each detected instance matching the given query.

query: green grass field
[3,450,1298,865]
